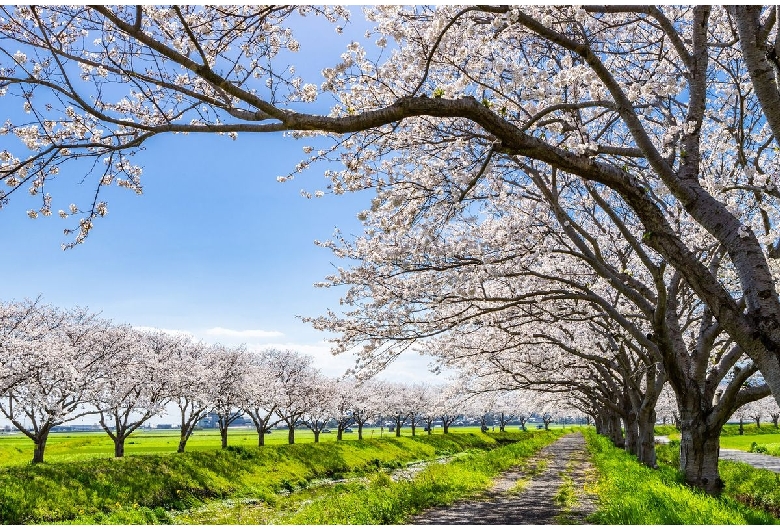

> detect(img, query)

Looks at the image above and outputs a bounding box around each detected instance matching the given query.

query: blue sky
[0,8,440,384]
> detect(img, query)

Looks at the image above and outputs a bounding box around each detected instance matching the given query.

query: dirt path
[409,432,596,525]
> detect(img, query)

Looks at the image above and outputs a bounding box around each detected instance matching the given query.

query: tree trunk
[519,418,527,432]
[258,429,266,446]
[624,412,639,456]
[411,423,416,436]
[636,407,657,468]
[114,437,126,458]
[32,436,48,464]
[443,424,449,434]
[739,417,744,435]
[679,422,723,495]
[755,417,761,428]
[288,426,295,444]
[594,415,604,435]
[314,431,320,443]
[608,414,625,448]
[220,426,228,449]
[358,423,363,440]
[772,414,779,429]
[337,427,343,441]
[177,426,189,453]
[395,419,402,437]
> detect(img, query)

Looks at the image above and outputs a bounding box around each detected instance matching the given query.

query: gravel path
[720,448,780,472]
[409,432,596,525]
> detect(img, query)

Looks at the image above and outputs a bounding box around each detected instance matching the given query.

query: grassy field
[0,424,563,466]
[656,424,780,455]
[719,429,780,456]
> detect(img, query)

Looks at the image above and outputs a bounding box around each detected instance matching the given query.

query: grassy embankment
[182,428,564,525]
[584,429,779,524]
[0,429,562,524]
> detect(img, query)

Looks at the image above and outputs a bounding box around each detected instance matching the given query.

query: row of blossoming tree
[3,6,780,495]
[0,299,564,463]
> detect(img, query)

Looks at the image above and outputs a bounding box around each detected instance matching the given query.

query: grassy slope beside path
[270,429,563,525]
[655,439,780,518]
[0,430,549,524]
[585,430,778,524]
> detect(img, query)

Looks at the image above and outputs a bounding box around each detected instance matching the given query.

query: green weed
[653,425,679,436]
[0,431,532,524]
[554,475,576,508]
[585,431,777,524]
[257,430,563,525]
[657,435,780,516]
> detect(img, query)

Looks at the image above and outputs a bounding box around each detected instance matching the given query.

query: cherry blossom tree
[655,384,679,428]
[240,351,283,446]
[92,326,171,457]
[350,379,386,440]
[207,344,251,449]
[0,306,109,463]
[167,336,213,453]
[432,385,464,435]
[760,396,780,429]
[732,393,777,430]
[383,382,413,438]
[329,378,355,441]
[405,383,430,437]
[493,392,526,432]
[271,349,319,444]
[300,374,333,443]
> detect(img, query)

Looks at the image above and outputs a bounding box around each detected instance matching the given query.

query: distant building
[50,424,102,433]
[198,413,219,429]
[197,413,252,429]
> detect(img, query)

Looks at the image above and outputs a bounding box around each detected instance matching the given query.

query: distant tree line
[0,299,567,463]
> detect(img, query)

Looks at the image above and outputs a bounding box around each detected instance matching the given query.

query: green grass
[264,429,564,524]
[586,430,777,524]
[0,424,562,466]
[0,430,540,524]
[720,423,780,437]
[719,432,780,456]
[656,439,780,518]
[653,424,679,436]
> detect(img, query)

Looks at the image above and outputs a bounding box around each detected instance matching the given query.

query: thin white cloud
[205,327,284,339]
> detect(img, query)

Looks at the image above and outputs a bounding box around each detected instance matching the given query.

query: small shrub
[749,442,768,454]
